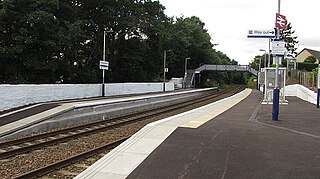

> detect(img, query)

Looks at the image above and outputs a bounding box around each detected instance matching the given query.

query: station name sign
[247,29,275,38]
[99,61,109,70]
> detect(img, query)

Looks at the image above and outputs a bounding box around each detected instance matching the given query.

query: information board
[271,40,286,56]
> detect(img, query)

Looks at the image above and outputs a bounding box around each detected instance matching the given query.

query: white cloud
[159,0,320,65]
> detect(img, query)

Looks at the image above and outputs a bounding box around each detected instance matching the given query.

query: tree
[304,56,317,64]
[249,54,269,70]
[0,0,61,83]
[165,16,218,78]
[280,21,299,58]
[0,0,246,86]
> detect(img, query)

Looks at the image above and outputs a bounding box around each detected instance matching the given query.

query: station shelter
[258,67,287,104]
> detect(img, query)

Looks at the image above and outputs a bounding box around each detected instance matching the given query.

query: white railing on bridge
[195,64,258,76]
[190,64,258,87]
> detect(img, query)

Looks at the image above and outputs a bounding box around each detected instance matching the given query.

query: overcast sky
[159,0,320,65]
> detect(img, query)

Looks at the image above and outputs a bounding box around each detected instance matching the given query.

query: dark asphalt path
[128,90,320,179]
[257,96,320,137]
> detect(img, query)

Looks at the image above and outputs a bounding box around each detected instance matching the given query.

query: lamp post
[317,60,320,108]
[255,57,262,91]
[184,58,191,89]
[260,49,267,69]
[259,57,262,72]
[255,57,261,72]
[163,50,172,92]
[102,29,113,97]
[268,39,271,67]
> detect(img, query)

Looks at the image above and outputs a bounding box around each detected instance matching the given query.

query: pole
[102,31,106,97]
[260,49,266,68]
[258,57,261,90]
[317,61,320,108]
[317,89,320,109]
[259,57,261,72]
[184,58,187,89]
[184,58,190,89]
[163,50,166,92]
[272,0,280,121]
[268,39,271,67]
[264,52,267,69]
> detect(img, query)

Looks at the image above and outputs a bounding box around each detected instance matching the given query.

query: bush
[297,63,318,71]
[246,76,257,89]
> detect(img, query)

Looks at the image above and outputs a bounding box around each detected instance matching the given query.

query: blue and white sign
[247,29,275,38]
[271,39,286,56]
[100,61,109,70]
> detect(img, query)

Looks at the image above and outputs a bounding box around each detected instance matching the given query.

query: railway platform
[76,89,320,179]
[0,88,213,139]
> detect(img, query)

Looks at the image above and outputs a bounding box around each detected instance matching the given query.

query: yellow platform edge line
[180,89,252,129]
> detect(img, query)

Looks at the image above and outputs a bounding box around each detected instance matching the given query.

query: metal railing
[190,64,258,87]
[287,69,318,92]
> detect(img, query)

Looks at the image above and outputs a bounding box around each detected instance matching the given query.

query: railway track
[0,86,245,178]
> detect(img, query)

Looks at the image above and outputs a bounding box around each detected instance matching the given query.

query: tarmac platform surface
[125,90,320,179]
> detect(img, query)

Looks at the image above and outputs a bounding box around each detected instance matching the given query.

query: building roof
[297,48,320,59]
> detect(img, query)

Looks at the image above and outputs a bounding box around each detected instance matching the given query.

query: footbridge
[189,64,258,87]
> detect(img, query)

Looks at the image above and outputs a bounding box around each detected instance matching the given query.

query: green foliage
[280,21,299,58]
[1,0,60,83]
[313,68,319,87]
[0,0,245,85]
[304,56,317,64]
[297,62,318,71]
[282,58,287,68]
[249,54,271,70]
[246,76,257,89]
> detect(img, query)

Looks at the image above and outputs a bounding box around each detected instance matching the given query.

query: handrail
[190,64,258,86]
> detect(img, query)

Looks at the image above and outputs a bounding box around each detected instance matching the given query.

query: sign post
[101,30,113,97]
[101,31,107,97]
[317,61,320,108]
[272,0,286,121]
[100,60,109,97]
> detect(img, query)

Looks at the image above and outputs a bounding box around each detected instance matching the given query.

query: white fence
[0,83,174,112]
[284,84,317,104]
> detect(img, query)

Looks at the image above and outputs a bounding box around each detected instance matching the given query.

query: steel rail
[13,137,129,179]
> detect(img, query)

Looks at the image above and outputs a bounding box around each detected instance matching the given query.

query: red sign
[275,13,286,29]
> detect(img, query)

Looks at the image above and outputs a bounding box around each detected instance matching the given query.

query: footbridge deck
[194,64,258,76]
[190,64,258,87]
